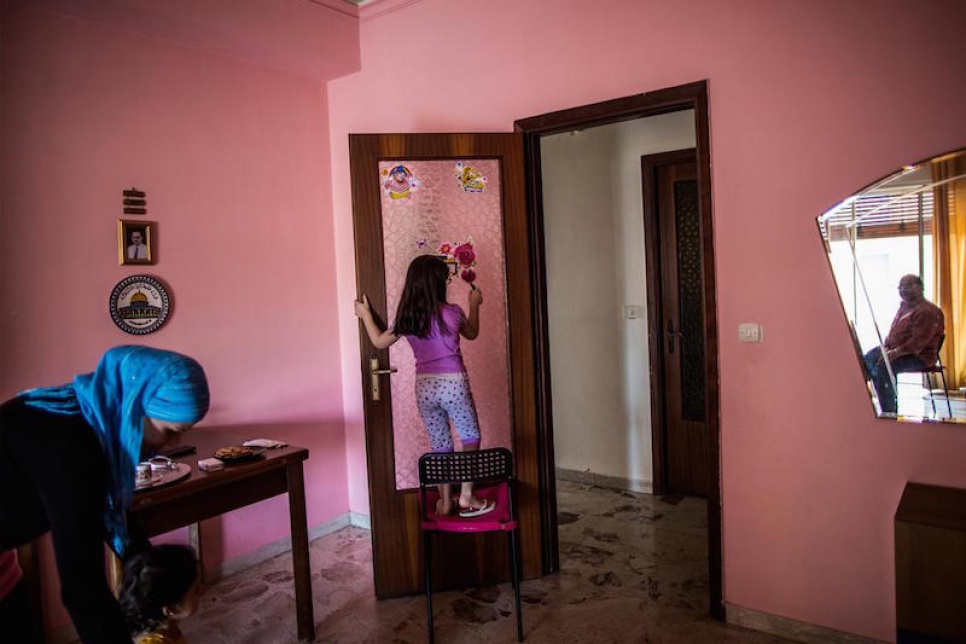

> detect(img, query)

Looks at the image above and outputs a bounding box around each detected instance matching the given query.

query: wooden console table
[895,482,966,642]
[120,431,315,641]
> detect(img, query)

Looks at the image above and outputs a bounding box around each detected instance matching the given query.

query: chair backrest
[909,333,947,377]
[418,448,513,487]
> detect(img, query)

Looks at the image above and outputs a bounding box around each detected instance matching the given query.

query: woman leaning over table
[0,346,210,643]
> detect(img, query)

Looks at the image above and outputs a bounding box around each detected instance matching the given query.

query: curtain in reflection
[932,156,966,389]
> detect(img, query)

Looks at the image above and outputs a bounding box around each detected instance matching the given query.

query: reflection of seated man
[863,274,944,414]
[127,230,147,259]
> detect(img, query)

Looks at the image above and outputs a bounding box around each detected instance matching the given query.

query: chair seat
[420,484,515,533]
[897,335,951,418]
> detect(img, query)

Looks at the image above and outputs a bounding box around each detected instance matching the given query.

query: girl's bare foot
[435,497,456,516]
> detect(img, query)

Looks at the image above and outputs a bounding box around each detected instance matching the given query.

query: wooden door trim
[642,148,698,497]
[349,134,541,598]
[514,80,724,620]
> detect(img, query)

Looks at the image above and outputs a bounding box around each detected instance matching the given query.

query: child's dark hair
[393,255,450,338]
[119,544,199,635]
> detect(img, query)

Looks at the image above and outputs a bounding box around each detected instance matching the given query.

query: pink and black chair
[418,447,523,643]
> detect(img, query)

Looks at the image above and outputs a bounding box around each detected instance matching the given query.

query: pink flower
[454,243,476,266]
[460,268,477,284]
[439,243,452,255]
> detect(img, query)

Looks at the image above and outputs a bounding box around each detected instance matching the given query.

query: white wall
[543,110,695,490]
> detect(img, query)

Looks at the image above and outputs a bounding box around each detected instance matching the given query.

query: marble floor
[181,481,792,643]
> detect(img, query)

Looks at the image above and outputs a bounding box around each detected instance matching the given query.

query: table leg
[187,523,206,584]
[287,461,315,641]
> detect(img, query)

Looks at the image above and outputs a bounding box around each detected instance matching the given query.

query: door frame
[515,80,723,620]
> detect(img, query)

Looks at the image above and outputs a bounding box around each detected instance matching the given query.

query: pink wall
[329,0,966,639]
[1,5,347,634]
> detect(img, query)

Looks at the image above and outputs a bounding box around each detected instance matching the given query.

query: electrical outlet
[738,322,763,343]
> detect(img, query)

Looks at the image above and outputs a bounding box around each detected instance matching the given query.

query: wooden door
[349,133,541,598]
[643,150,710,497]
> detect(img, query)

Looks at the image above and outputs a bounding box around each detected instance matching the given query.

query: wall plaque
[108,275,170,334]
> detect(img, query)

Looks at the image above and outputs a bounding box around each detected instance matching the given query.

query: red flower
[460,268,477,284]
[454,243,476,266]
[439,243,452,255]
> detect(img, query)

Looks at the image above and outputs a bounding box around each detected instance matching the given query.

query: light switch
[624,305,644,319]
[738,322,763,343]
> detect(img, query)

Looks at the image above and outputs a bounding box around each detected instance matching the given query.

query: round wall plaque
[108,275,171,335]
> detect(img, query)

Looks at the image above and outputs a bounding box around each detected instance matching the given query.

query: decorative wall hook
[122,187,147,214]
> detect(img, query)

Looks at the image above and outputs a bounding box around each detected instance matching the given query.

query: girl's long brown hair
[393,255,449,338]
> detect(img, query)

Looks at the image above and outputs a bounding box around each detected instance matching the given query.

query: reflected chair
[903,334,952,418]
[418,447,523,643]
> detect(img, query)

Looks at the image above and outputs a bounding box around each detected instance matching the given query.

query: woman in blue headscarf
[0,346,210,644]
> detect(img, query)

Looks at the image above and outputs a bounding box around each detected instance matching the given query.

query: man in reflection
[863,274,944,414]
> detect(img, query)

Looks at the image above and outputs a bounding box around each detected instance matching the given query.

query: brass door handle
[370,358,398,402]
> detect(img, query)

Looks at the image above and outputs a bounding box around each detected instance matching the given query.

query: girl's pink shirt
[401,303,467,374]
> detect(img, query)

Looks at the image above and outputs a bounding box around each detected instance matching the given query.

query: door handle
[370,358,398,403]
[666,319,684,354]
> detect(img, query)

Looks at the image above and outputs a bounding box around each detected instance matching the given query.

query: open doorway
[516,81,722,619]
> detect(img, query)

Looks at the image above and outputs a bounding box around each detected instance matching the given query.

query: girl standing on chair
[354,254,495,518]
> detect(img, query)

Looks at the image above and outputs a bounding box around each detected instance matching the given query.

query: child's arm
[460,288,483,340]
[354,295,399,349]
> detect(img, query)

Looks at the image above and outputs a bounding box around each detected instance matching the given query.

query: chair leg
[424,531,434,644]
[929,373,938,416]
[939,371,952,418]
[509,530,523,641]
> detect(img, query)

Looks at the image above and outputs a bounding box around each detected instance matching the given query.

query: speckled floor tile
[181,482,792,643]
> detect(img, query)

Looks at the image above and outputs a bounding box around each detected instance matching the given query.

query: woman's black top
[0,396,133,643]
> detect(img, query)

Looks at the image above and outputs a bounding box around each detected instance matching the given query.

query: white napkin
[243,439,288,449]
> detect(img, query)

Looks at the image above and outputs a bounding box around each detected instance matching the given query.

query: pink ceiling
[13,0,362,80]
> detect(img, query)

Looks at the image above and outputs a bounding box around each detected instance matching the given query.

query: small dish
[134,462,191,492]
[148,455,177,472]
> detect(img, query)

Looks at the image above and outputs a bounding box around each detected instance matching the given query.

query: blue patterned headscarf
[20,346,210,556]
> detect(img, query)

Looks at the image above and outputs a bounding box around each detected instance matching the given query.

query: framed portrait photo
[118,219,155,265]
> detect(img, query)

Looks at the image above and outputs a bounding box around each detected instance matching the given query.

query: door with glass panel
[349,134,540,598]
[643,149,710,497]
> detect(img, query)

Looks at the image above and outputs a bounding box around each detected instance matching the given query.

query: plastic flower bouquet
[438,237,478,289]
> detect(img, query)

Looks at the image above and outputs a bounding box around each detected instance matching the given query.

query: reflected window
[822,175,935,350]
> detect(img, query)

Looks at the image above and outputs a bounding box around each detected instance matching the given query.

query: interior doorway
[516,80,722,619]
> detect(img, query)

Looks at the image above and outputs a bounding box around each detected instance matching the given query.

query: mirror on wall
[818,148,966,423]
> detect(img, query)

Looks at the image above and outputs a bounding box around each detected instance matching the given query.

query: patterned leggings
[415,373,481,452]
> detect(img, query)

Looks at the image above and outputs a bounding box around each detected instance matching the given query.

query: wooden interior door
[644,149,710,497]
[349,133,541,598]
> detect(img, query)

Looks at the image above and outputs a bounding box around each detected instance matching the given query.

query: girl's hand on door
[468,288,483,309]
[354,295,372,320]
